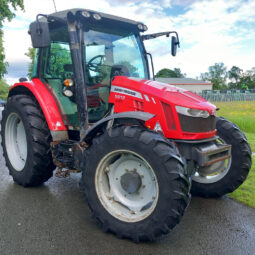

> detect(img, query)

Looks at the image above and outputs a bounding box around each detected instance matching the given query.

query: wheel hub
[5,113,27,171]
[95,150,159,222]
[120,170,142,194]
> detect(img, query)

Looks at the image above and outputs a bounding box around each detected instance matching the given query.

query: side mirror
[171,36,178,56]
[29,21,50,48]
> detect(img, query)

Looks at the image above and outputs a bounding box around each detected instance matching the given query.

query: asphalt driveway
[0,149,255,255]
[0,107,255,255]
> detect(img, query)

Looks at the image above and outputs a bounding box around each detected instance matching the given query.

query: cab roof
[32,8,144,27]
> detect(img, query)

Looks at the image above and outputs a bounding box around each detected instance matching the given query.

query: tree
[173,68,186,78]
[239,70,255,89]
[200,62,227,90]
[0,79,9,100]
[228,66,243,83]
[25,43,72,79]
[0,0,24,79]
[25,47,35,79]
[0,30,6,79]
[227,66,255,90]
[155,68,185,78]
[228,66,243,89]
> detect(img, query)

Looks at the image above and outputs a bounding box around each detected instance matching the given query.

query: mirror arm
[36,13,66,23]
[32,13,66,37]
[146,52,155,81]
[142,31,180,47]
[35,14,48,35]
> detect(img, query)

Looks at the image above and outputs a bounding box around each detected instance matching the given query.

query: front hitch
[175,137,231,168]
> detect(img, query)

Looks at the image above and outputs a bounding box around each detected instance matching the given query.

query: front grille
[178,114,216,133]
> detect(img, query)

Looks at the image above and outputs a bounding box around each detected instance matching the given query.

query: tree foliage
[25,43,72,79]
[155,68,186,78]
[228,66,243,83]
[0,0,24,24]
[200,62,227,90]
[228,66,255,90]
[25,47,35,79]
[48,43,71,78]
[0,0,24,79]
[0,79,9,100]
[173,68,186,78]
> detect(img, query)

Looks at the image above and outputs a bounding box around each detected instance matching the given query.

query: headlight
[176,106,210,118]
[63,87,73,97]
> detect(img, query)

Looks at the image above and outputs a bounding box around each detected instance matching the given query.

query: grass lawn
[213,101,255,208]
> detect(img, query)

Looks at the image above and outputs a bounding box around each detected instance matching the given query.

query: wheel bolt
[142,184,146,188]
[104,167,109,173]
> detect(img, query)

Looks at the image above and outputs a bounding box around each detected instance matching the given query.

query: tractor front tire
[1,95,55,187]
[81,126,191,242]
[191,117,251,198]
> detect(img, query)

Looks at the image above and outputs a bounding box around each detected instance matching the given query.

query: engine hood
[111,76,216,115]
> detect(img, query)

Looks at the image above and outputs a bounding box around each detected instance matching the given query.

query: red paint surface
[9,76,217,140]
[109,76,217,140]
[10,78,66,131]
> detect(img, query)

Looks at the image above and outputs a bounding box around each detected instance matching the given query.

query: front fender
[9,78,67,132]
[81,111,154,143]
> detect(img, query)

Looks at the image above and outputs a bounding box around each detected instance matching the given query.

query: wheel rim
[95,150,159,222]
[5,112,28,171]
[192,138,232,184]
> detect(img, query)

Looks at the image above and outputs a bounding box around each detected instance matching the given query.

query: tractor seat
[110,65,130,79]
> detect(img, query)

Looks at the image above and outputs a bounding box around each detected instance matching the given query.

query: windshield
[84,28,148,80]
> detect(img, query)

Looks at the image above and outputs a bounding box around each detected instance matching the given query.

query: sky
[2,0,255,85]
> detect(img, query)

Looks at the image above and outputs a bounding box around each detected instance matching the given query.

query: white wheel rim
[95,150,159,222]
[192,138,232,184]
[5,112,28,171]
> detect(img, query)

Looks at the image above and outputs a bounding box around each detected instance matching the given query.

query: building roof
[155,77,212,85]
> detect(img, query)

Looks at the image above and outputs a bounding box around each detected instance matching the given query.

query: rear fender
[9,78,68,141]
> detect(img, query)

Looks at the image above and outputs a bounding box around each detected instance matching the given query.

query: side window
[46,42,72,79]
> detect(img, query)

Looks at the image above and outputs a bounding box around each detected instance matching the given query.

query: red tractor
[1,9,251,242]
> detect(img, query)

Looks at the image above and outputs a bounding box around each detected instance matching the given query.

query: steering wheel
[87,55,106,72]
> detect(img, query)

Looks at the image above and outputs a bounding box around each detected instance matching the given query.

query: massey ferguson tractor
[1,9,251,242]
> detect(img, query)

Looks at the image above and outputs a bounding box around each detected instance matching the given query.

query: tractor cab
[29,9,152,129]
[29,9,179,135]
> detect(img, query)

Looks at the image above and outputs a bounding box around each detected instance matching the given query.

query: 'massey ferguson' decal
[111,86,143,99]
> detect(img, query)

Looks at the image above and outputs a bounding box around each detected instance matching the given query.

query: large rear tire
[191,117,251,198]
[1,95,55,187]
[81,126,191,242]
